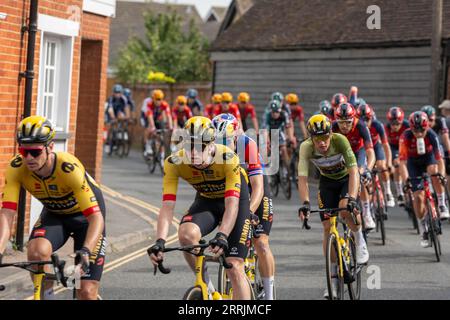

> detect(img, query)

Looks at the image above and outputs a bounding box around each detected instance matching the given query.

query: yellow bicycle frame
[329,216,345,279]
[32,273,46,300]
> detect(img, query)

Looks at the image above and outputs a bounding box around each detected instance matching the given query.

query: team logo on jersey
[35,183,41,190]
[33,229,46,237]
[62,162,75,173]
[11,156,22,168]
[48,185,58,191]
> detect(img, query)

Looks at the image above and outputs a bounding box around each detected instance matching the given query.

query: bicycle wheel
[346,235,361,300]
[183,286,204,300]
[325,233,344,300]
[123,128,131,157]
[218,265,232,298]
[426,202,440,262]
[116,128,125,158]
[107,129,115,156]
[280,162,291,200]
[269,175,279,197]
[375,187,386,246]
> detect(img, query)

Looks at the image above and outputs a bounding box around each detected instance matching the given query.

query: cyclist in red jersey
[330,93,348,121]
[357,104,395,208]
[332,102,376,230]
[219,92,243,128]
[286,93,308,141]
[172,95,193,129]
[385,107,410,205]
[204,94,222,119]
[399,112,449,247]
[237,92,259,132]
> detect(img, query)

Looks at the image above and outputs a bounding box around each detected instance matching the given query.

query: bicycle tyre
[326,233,344,300]
[426,201,440,262]
[269,175,279,197]
[347,235,361,300]
[107,129,115,156]
[116,127,125,158]
[123,127,131,157]
[280,162,291,200]
[375,186,386,246]
[183,286,204,300]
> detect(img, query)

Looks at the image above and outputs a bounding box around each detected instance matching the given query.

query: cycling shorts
[318,175,349,222]
[407,153,437,192]
[373,142,386,161]
[390,145,399,160]
[251,175,273,236]
[180,174,251,259]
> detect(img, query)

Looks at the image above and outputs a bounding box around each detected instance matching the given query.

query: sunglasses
[312,134,331,142]
[19,146,45,158]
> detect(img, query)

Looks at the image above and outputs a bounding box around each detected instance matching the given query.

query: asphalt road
[57,149,450,300]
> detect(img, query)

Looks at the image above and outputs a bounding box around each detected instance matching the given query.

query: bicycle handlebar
[150,243,233,276]
[302,208,353,230]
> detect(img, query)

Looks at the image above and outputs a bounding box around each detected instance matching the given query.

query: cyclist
[237,92,259,132]
[332,103,376,230]
[385,107,410,205]
[298,114,369,299]
[212,113,275,300]
[0,116,106,300]
[172,95,193,129]
[186,89,203,116]
[106,84,130,123]
[438,100,450,178]
[123,88,136,117]
[149,117,252,300]
[205,94,223,119]
[220,92,242,125]
[357,104,395,208]
[286,93,308,140]
[270,92,291,117]
[421,105,450,178]
[263,100,296,168]
[330,93,348,121]
[316,100,334,119]
[348,86,358,106]
[143,89,173,157]
[399,112,450,248]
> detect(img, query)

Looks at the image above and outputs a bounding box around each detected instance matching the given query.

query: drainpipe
[16,0,39,251]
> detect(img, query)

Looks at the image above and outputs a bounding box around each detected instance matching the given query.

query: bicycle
[0,253,69,300]
[269,150,291,200]
[304,208,363,300]
[217,222,274,300]
[106,119,131,158]
[368,168,388,245]
[150,240,242,300]
[288,138,300,190]
[144,129,166,174]
[407,174,443,262]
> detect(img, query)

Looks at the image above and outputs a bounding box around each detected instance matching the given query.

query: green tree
[115,9,211,85]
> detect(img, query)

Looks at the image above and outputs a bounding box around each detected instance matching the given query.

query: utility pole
[431,0,443,106]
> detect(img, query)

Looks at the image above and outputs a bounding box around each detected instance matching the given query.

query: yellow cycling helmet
[152,89,164,100]
[221,92,233,103]
[183,116,216,143]
[307,114,331,136]
[212,93,222,104]
[17,115,55,145]
[237,92,250,103]
[286,93,299,104]
[177,95,187,105]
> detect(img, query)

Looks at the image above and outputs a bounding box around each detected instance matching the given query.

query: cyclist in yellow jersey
[0,116,106,300]
[149,116,252,300]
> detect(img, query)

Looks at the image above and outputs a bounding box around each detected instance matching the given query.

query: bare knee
[254,237,270,256]
[226,259,245,281]
[27,239,52,261]
[77,282,99,300]
[178,223,201,245]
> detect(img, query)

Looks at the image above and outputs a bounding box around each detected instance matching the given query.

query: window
[42,38,60,125]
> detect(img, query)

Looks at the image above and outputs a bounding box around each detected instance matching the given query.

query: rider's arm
[249,175,264,213]
[0,209,15,254]
[339,133,359,198]
[347,166,359,199]
[359,122,375,170]
[376,121,392,167]
[147,112,156,131]
[159,157,180,240]
[219,156,243,236]
[299,108,308,139]
[438,118,450,154]
[298,141,311,203]
[398,133,409,181]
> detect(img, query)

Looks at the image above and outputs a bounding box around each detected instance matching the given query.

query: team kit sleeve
[162,157,180,202]
[249,104,257,119]
[245,139,263,177]
[1,157,23,211]
[374,120,388,144]
[359,122,374,149]
[224,154,242,199]
[297,140,312,177]
[398,132,409,161]
[428,130,443,161]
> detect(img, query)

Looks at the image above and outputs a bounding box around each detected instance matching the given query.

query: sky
[119,0,232,19]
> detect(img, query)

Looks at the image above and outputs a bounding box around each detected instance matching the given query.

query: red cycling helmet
[409,111,429,131]
[387,107,405,123]
[357,104,374,121]
[335,103,356,120]
[331,93,348,108]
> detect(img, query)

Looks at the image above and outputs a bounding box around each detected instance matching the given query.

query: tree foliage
[115,9,211,85]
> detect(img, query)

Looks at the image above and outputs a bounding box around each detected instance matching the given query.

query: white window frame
[41,36,60,127]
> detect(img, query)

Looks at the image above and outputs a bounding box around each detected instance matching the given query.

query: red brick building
[0,0,115,235]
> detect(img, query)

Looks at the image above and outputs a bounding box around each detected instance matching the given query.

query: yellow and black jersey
[162,144,247,200]
[1,152,100,217]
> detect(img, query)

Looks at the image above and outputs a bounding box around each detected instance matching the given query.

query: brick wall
[0,0,110,236]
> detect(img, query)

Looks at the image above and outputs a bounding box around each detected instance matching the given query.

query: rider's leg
[27,238,54,294]
[178,222,202,272]
[225,257,251,300]
[253,235,275,300]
